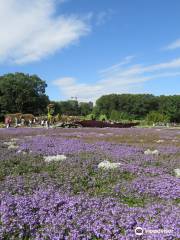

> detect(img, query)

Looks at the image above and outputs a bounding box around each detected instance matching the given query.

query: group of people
[40,119,50,128]
[5,117,51,129]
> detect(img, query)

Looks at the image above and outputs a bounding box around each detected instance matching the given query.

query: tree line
[94,94,180,123]
[0,73,179,123]
[0,73,93,120]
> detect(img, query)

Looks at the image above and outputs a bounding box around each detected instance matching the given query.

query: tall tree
[0,73,49,117]
[79,102,93,116]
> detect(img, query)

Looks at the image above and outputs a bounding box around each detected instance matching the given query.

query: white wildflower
[98,160,121,170]
[3,141,14,146]
[4,140,19,150]
[8,144,18,150]
[44,154,67,163]
[144,149,159,155]
[174,169,180,178]
[10,138,19,142]
[156,140,164,143]
[17,150,26,155]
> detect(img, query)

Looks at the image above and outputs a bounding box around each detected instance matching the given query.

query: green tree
[0,73,49,117]
[95,93,180,122]
[158,95,180,122]
[110,110,121,121]
[79,102,93,116]
[52,100,80,116]
[95,94,157,119]
[95,94,119,117]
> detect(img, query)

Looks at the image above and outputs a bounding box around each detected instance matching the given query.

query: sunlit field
[0,127,179,239]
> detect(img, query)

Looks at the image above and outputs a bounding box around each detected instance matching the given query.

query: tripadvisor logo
[135,226,173,236]
[135,227,144,236]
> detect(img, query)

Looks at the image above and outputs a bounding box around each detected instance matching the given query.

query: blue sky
[0,0,180,102]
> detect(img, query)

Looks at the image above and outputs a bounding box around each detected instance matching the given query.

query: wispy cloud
[99,56,135,75]
[0,0,90,64]
[54,57,180,102]
[164,38,180,50]
[96,9,114,26]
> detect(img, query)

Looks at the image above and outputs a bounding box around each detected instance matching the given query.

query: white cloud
[54,57,180,102]
[54,77,103,101]
[99,55,135,75]
[165,38,180,50]
[0,0,90,64]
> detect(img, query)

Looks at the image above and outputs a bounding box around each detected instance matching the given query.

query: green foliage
[0,153,136,199]
[95,94,158,120]
[98,114,107,121]
[95,94,180,123]
[79,102,93,116]
[146,111,170,124]
[110,110,121,121]
[50,100,78,116]
[86,113,96,120]
[52,100,93,116]
[0,73,49,118]
[158,95,180,122]
[0,156,43,180]
[110,110,131,122]
[121,196,146,207]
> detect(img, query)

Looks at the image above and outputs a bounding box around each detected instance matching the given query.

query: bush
[110,110,131,122]
[98,114,107,121]
[146,111,169,124]
[85,113,96,120]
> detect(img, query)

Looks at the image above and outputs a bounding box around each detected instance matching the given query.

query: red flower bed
[75,120,139,128]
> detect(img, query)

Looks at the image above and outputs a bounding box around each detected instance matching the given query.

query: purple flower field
[0,127,179,239]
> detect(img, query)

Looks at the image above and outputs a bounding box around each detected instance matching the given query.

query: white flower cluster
[17,150,27,155]
[8,145,19,150]
[44,154,67,163]
[4,141,19,150]
[3,141,14,146]
[98,160,121,170]
[144,149,159,155]
[156,140,164,143]
[174,168,180,178]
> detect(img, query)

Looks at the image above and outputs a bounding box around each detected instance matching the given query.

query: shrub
[110,110,131,122]
[98,114,107,121]
[86,113,96,120]
[146,111,169,124]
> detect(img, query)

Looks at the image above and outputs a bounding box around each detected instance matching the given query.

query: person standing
[29,119,32,127]
[45,119,50,129]
[15,117,18,127]
[41,119,44,127]
[5,117,9,128]
[21,118,25,126]
[5,117,11,128]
